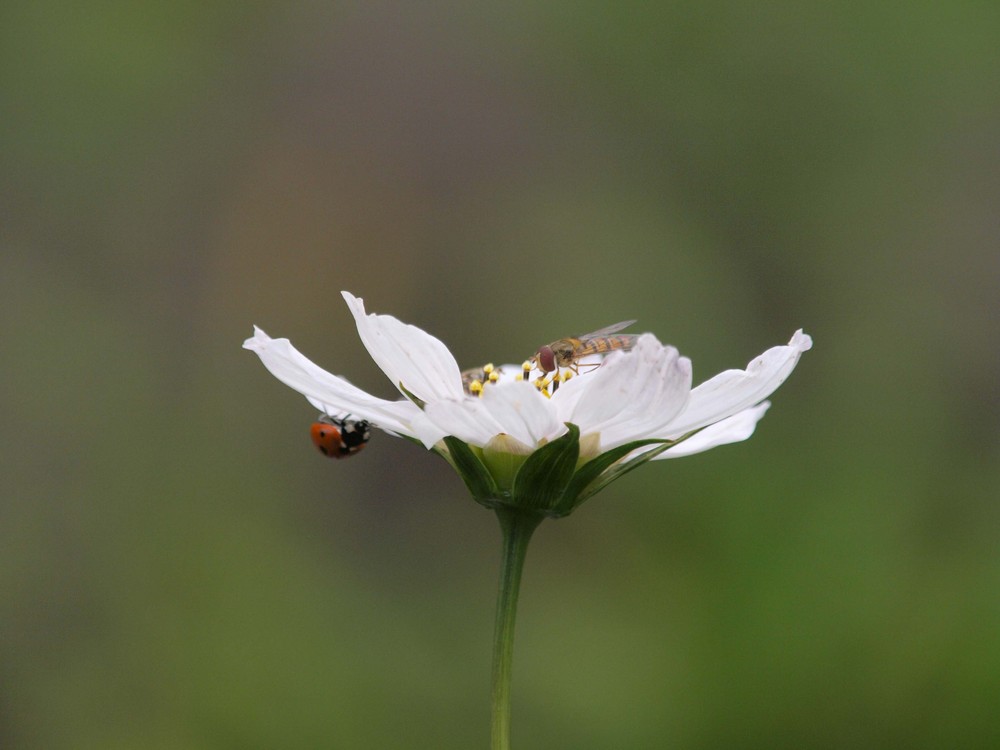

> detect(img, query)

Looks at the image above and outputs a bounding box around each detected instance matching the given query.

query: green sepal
[550,437,670,516]
[572,427,706,507]
[443,436,501,508]
[510,423,580,514]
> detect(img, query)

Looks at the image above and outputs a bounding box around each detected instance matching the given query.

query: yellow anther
[483,363,495,375]
[469,380,484,397]
[488,370,500,384]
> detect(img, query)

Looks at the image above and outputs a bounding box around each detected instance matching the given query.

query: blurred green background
[3,1,998,747]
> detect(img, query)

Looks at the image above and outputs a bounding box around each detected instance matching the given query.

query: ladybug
[309,415,372,459]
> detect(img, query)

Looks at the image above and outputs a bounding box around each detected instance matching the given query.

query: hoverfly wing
[575,319,637,340]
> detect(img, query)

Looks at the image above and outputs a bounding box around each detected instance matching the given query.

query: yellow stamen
[533,376,553,398]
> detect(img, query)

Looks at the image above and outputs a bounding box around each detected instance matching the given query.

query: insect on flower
[309,414,372,459]
[461,363,502,396]
[533,320,639,376]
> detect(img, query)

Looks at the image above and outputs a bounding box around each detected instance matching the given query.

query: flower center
[461,363,500,396]
[461,361,577,399]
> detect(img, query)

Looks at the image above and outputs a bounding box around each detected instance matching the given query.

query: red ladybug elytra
[310,415,371,459]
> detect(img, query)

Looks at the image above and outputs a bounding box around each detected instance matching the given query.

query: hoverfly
[534,320,638,375]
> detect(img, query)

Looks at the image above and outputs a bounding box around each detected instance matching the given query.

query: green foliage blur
[3,2,998,747]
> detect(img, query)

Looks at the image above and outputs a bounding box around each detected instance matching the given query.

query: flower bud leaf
[511,423,581,514]
[552,438,672,515]
[573,428,705,506]
[443,436,500,506]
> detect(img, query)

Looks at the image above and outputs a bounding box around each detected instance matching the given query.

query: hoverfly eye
[537,346,556,373]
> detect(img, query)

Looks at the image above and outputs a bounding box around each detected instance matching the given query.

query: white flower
[245,292,811,513]
[246,292,809,449]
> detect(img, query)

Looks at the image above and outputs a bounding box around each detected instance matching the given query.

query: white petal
[654,402,771,458]
[662,330,812,436]
[557,335,692,449]
[244,326,421,438]
[424,396,510,447]
[479,381,563,447]
[423,382,562,449]
[342,292,464,403]
[390,409,452,448]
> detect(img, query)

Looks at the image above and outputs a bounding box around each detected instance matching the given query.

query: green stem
[491,507,543,750]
